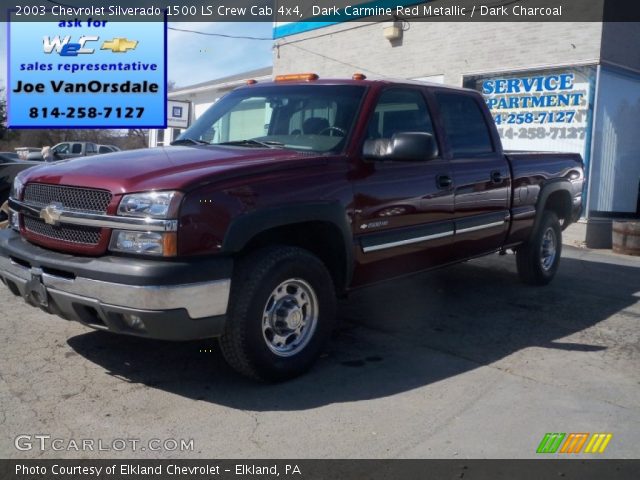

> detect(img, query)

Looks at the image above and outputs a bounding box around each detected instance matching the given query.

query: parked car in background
[27,142,100,161]
[98,145,122,154]
[15,147,41,160]
[0,158,41,228]
[0,152,20,163]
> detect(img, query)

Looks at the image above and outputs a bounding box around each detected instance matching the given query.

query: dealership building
[273,18,640,246]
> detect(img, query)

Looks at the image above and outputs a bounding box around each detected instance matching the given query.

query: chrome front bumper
[0,230,232,340]
[0,254,230,319]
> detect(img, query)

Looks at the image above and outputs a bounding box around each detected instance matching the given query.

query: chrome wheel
[262,278,318,357]
[540,227,557,271]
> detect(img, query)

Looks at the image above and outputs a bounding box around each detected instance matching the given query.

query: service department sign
[464,66,596,159]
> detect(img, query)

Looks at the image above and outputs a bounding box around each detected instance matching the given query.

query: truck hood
[18,146,325,194]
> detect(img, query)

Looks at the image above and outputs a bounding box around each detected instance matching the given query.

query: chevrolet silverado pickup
[0,74,584,381]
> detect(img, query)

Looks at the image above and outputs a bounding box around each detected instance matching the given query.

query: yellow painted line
[598,434,613,453]
[584,434,598,453]
[590,434,605,453]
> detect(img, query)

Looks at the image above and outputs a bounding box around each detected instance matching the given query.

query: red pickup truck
[0,74,583,381]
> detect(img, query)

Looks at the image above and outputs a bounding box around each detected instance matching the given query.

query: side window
[99,146,109,154]
[54,143,69,154]
[71,143,83,154]
[368,89,435,140]
[86,143,96,154]
[435,92,494,156]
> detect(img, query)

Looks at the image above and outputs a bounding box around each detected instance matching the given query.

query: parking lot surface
[1,246,639,458]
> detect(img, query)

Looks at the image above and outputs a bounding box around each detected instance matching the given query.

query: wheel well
[544,189,572,228]
[238,222,348,293]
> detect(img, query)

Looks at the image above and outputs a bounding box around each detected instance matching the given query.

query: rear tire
[516,211,562,285]
[220,246,336,382]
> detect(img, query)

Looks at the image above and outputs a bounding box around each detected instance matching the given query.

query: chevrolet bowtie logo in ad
[101,38,138,53]
[537,432,613,454]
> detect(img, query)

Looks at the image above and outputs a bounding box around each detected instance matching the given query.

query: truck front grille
[23,216,102,245]
[21,183,112,251]
[23,183,112,214]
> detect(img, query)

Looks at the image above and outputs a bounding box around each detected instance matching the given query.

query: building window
[588,67,640,216]
[156,129,165,146]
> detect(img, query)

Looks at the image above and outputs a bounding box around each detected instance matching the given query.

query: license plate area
[25,267,48,308]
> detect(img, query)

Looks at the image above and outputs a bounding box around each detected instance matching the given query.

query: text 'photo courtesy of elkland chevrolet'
[0,74,584,381]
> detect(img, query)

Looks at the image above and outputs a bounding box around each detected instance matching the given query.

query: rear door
[432,90,511,257]
[352,87,455,286]
[85,143,98,156]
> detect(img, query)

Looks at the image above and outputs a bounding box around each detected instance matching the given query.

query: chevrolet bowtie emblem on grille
[101,38,138,53]
[39,203,63,226]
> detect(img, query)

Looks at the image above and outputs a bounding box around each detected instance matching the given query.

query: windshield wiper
[216,139,285,149]
[171,137,210,145]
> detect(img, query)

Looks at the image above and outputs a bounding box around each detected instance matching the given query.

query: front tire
[516,211,562,285]
[220,246,336,381]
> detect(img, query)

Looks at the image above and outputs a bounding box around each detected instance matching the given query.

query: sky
[0,21,274,90]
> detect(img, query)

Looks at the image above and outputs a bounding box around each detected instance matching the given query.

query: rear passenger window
[71,143,83,154]
[435,92,494,156]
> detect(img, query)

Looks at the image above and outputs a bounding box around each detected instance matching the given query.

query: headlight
[10,211,20,231]
[117,191,182,218]
[109,230,177,257]
[11,177,24,199]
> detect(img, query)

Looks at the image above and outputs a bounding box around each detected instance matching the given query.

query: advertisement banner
[7,19,166,128]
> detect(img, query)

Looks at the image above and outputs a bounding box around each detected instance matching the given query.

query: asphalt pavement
[1,245,639,459]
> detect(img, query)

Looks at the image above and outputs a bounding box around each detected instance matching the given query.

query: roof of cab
[236,76,480,95]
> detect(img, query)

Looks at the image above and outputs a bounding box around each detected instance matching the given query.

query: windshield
[176,85,366,153]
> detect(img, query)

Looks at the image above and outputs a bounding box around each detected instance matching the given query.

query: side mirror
[363,132,438,162]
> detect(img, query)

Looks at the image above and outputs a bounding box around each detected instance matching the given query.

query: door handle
[437,175,452,189]
[491,171,503,184]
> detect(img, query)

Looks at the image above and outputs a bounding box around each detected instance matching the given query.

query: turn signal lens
[352,73,367,80]
[275,73,319,82]
[246,79,257,85]
[162,231,178,257]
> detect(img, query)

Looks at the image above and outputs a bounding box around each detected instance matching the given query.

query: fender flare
[530,180,573,239]
[222,202,354,287]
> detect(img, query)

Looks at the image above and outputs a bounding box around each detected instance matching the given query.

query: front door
[351,87,455,286]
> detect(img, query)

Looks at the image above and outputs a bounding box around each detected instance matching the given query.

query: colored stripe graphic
[584,433,613,453]
[537,433,613,454]
[537,433,566,453]
[560,433,589,453]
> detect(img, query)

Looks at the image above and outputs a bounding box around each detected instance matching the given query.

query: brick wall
[274,22,603,84]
